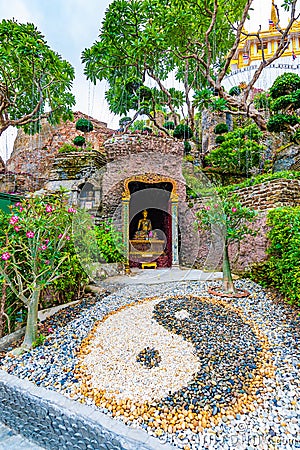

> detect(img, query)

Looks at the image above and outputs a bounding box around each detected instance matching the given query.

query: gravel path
[1,280,300,450]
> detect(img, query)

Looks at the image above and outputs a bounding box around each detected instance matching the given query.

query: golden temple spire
[270,1,279,29]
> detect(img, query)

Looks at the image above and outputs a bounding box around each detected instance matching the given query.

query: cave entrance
[122,175,179,269]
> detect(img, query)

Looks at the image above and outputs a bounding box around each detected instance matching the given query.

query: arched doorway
[122,174,179,268]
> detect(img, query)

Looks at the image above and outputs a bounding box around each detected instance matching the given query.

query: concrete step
[0,423,44,450]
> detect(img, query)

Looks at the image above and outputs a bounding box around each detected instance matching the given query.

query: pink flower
[41,244,47,250]
[45,205,53,213]
[205,206,211,211]
[231,207,237,213]
[14,226,20,232]
[19,207,23,212]
[68,207,77,213]
[44,239,50,244]
[9,215,19,225]
[45,260,50,265]
[65,235,70,240]
[47,327,54,333]
[58,233,63,238]
[214,204,219,208]
[1,252,11,261]
[26,231,35,238]
[15,202,21,207]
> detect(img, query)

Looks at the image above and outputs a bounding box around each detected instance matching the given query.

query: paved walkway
[103,267,224,286]
[0,423,44,449]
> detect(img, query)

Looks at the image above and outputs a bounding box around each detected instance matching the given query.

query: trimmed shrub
[163,121,175,130]
[119,116,132,127]
[75,118,93,132]
[73,136,86,147]
[184,140,192,154]
[215,135,226,145]
[173,124,193,139]
[229,86,241,96]
[267,114,299,132]
[214,123,229,134]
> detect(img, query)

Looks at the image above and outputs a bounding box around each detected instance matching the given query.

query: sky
[0,0,293,161]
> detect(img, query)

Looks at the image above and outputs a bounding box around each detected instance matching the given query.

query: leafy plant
[267,114,299,132]
[75,118,93,132]
[58,143,78,153]
[0,190,78,350]
[184,140,192,154]
[173,124,193,139]
[215,135,226,145]
[119,116,132,127]
[249,207,300,305]
[163,121,175,130]
[229,86,241,96]
[253,92,270,110]
[214,123,229,134]
[94,220,125,263]
[205,124,265,175]
[196,195,257,293]
[73,136,86,147]
[0,19,75,136]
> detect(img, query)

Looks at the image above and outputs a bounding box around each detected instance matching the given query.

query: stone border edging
[0,370,174,450]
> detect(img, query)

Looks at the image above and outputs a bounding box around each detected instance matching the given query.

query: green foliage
[119,116,132,127]
[205,124,265,174]
[184,140,192,154]
[130,119,146,131]
[214,123,229,134]
[253,92,270,110]
[75,118,93,132]
[94,220,125,263]
[73,136,86,147]
[228,86,241,96]
[184,155,194,163]
[82,0,248,128]
[0,190,79,347]
[267,114,299,132]
[249,207,300,305]
[210,98,228,111]
[269,72,300,99]
[142,126,153,133]
[58,143,78,153]
[163,121,175,130]
[32,333,46,348]
[215,135,226,145]
[0,20,75,136]
[196,194,257,244]
[173,124,193,139]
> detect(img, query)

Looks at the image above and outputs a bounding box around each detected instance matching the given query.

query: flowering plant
[0,189,76,351]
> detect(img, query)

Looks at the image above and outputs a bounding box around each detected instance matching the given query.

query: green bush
[214,123,229,134]
[269,72,300,99]
[119,116,132,127]
[73,136,86,147]
[163,121,175,130]
[142,126,153,133]
[267,114,299,132]
[173,124,193,139]
[94,220,125,263]
[184,140,192,154]
[58,143,78,153]
[215,135,226,145]
[249,207,300,305]
[75,118,93,132]
[253,92,270,110]
[229,86,241,96]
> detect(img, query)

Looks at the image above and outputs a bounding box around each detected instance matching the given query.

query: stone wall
[5,112,113,192]
[0,370,173,450]
[234,178,300,210]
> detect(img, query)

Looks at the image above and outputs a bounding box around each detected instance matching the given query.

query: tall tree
[82,0,299,133]
[0,20,75,136]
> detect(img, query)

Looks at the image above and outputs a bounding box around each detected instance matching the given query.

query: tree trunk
[0,279,6,338]
[22,288,40,349]
[222,242,236,293]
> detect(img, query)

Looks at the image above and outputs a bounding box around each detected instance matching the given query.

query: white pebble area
[83,299,200,403]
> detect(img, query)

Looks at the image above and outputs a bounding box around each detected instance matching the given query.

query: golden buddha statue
[133,210,152,240]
